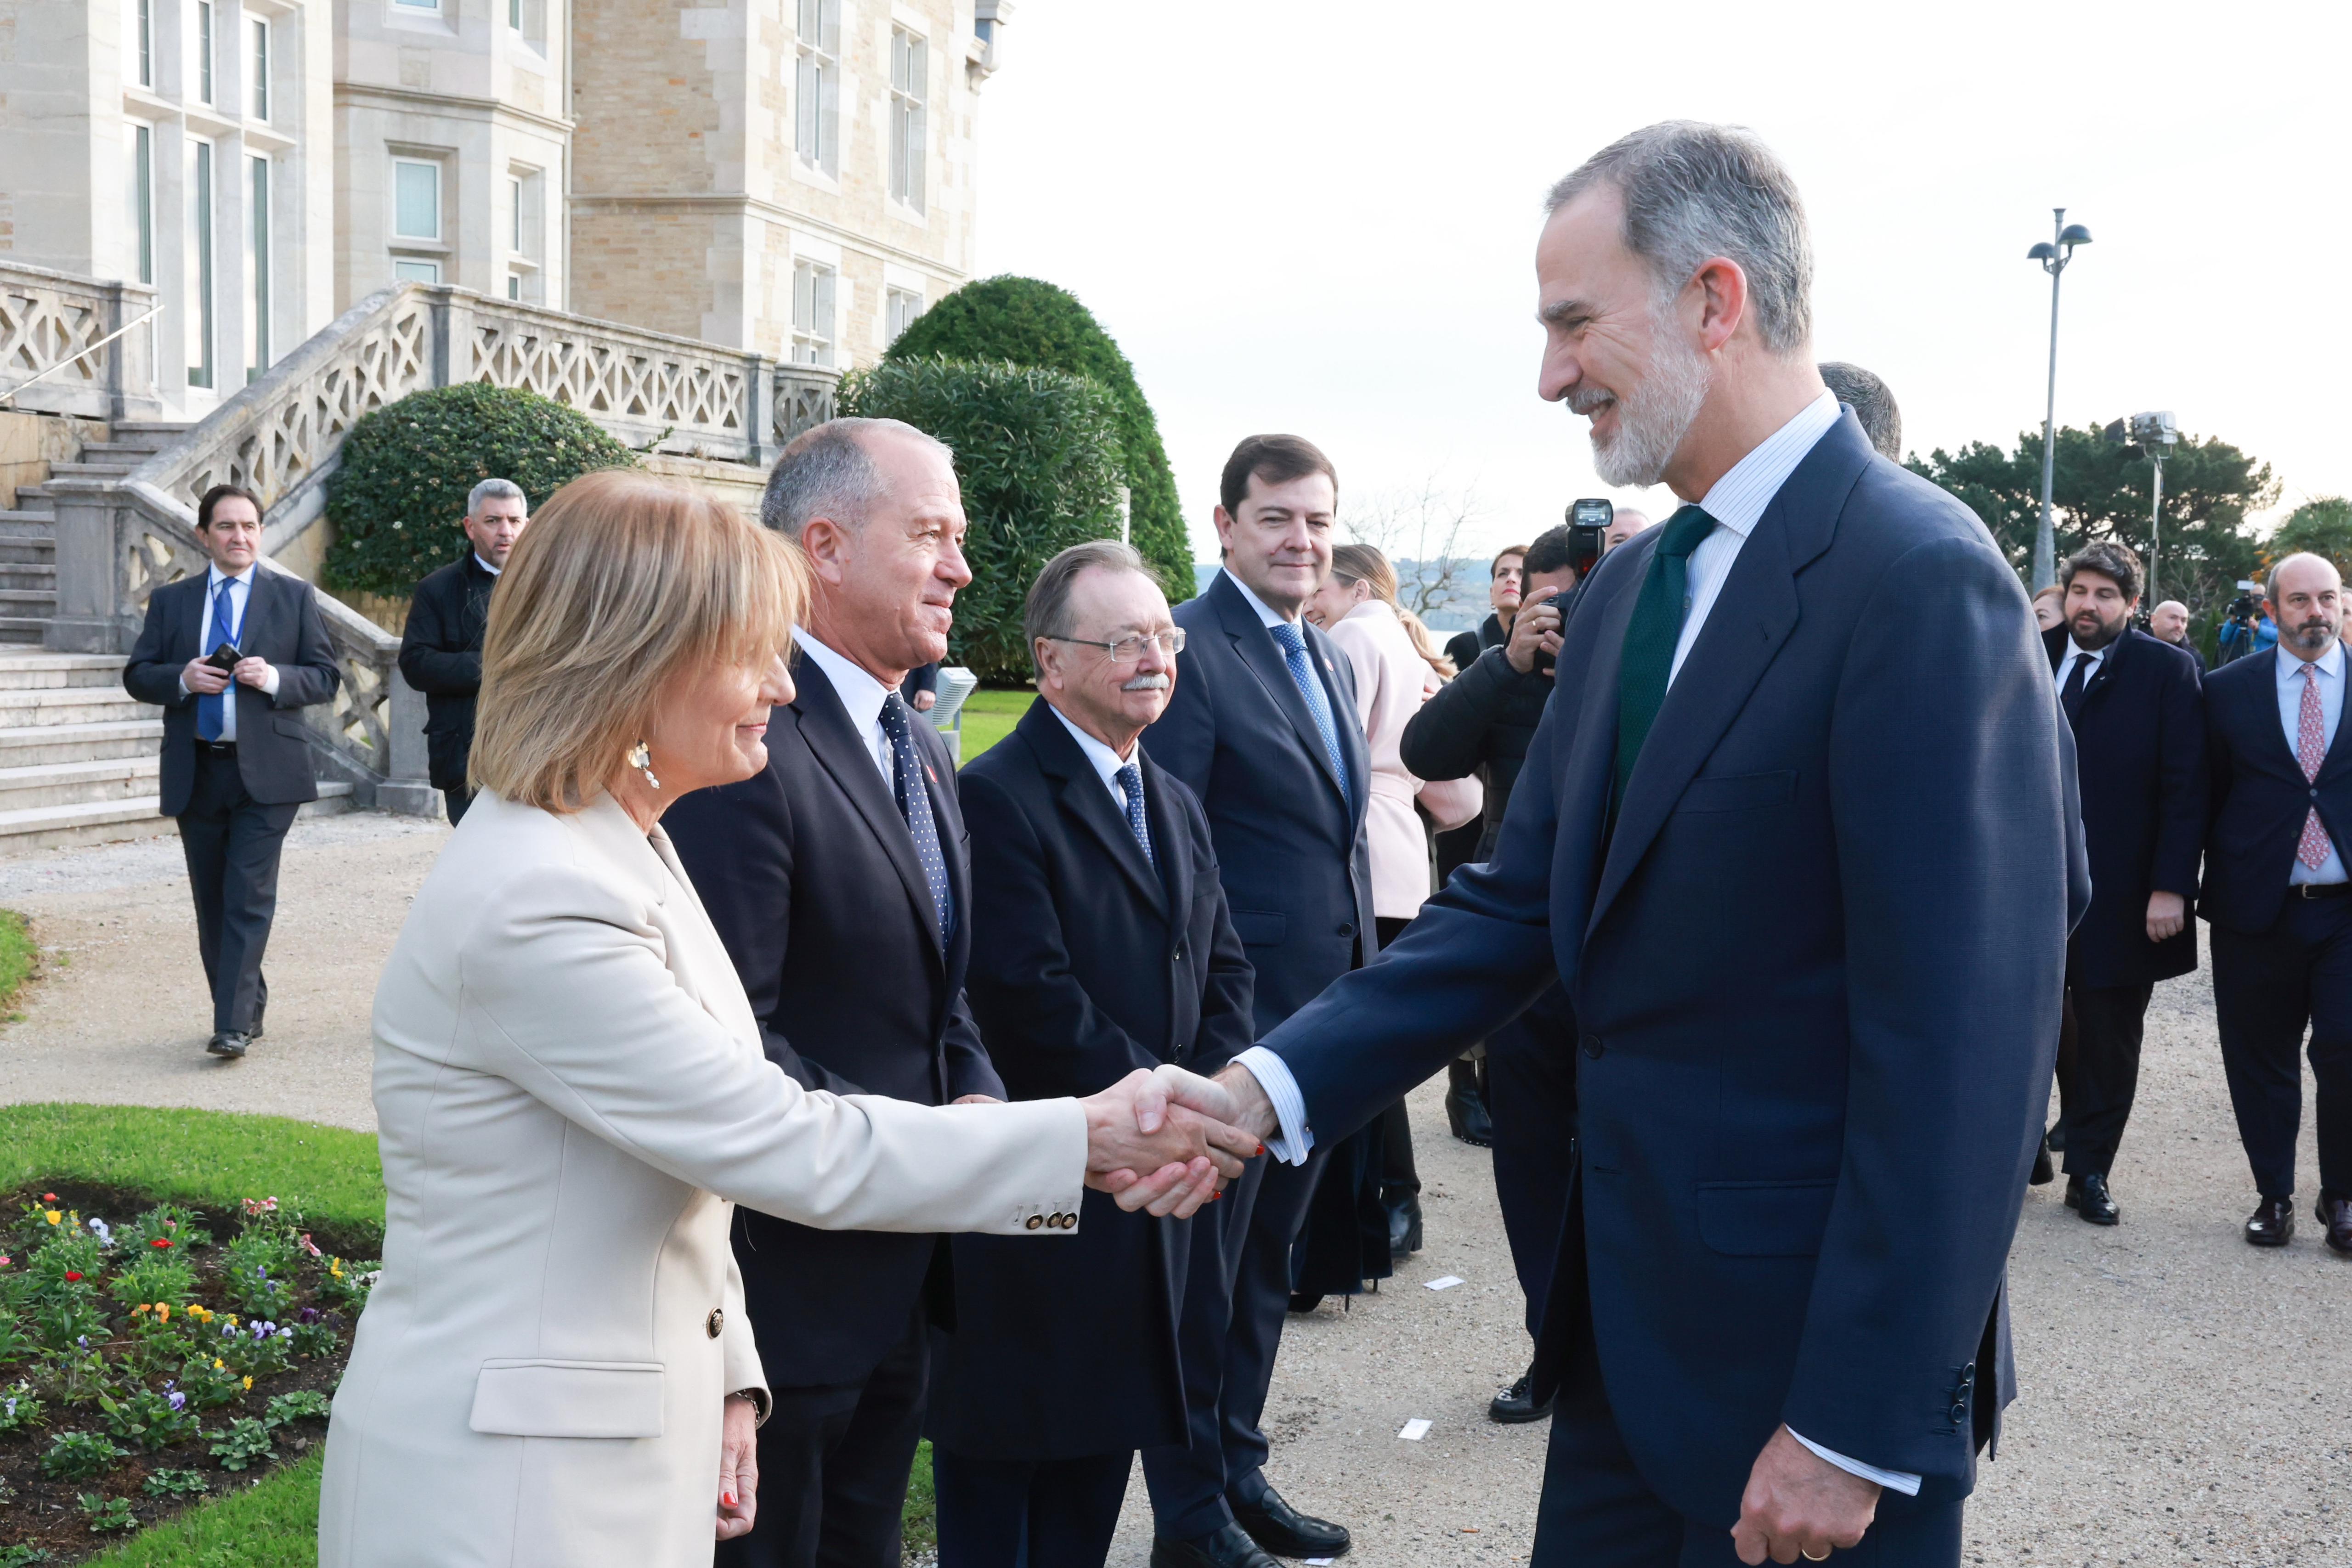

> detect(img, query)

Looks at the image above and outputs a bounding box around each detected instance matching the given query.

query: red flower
[40,1193,57,1202]
[151,1237,173,1249]
[63,1270,82,1282]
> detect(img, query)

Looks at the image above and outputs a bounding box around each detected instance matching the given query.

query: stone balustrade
[0,260,161,422]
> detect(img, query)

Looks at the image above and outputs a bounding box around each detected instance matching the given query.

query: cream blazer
[1325,601,1476,920]
[320,792,1086,1568]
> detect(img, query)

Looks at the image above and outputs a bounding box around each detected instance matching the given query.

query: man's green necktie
[1614,504,1720,807]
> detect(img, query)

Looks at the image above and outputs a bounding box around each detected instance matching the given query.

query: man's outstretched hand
[1079,1066,1261,1218]
[1730,1425,1878,1564]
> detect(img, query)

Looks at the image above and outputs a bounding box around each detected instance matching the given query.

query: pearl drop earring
[627,741,661,791]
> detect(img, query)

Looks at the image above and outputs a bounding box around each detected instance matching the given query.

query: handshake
[1078,1063,1283,1218]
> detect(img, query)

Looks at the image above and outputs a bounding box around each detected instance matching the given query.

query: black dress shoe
[2045,1120,2067,1153]
[1287,1292,1323,1314]
[1150,1523,1281,1568]
[1233,1487,1350,1559]
[2064,1172,2119,1224]
[205,1031,250,1059]
[1385,1190,1423,1256]
[1445,1059,1493,1147]
[1489,1369,1555,1424]
[2316,1191,2352,1257]
[2030,1138,2055,1186]
[2246,1195,2295,1247]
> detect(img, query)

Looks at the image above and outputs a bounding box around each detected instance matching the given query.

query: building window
[130,124,154,285]
[509,0,520,24]
[247,156,271,376]
[249,18,269,120]
[393,158,441,241]
[187,141,214,389]
[507,274,521,300]
[791,259,836,367]
[885,287,923,344]
[393,0,438,9]
[794,0,839,179]
[195,1,214,104]
[136,0,152,87]
[888,29,927,213]
[394,259,441,283]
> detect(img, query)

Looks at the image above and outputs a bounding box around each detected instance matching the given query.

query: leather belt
[2294,881,2351,899]
[195,740,237,755]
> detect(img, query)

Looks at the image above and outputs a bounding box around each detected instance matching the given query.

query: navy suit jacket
[123,568,341,815]
[2199,647,2352,935]
[1257,412,2088,1516]
[2047,625,2204,987]
[1142,570,1377,1030]
[663,654,1004,1388]
[927,698,1255,1459]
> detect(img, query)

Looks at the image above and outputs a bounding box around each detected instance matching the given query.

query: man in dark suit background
[123,483,340,1060]
[395,476,527,824]
[1183,122,2084,1566]
[2042,540,2205,1224]
[665,418,1006,1568]
[1137,434,1372,1568]
[2199,551,2352,1255]
[929,540,1256,1568]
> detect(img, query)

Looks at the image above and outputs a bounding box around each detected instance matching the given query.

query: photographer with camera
[1397,521,1582,1424]
[2216,579,2276,667]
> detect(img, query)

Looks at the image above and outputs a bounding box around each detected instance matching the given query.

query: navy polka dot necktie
[879,693,952,944]
[1116,761,1154,866]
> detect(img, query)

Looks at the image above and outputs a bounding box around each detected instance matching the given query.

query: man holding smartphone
[124,483,341,1059]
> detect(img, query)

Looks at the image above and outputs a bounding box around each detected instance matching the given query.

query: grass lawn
[84,1452,322,1568]
[0,908,37,1021]
[953,687,1035,766]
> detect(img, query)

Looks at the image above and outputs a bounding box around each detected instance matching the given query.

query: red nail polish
[722,1492,735,1508]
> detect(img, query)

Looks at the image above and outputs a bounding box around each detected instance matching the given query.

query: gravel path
[1,815,2344,1564]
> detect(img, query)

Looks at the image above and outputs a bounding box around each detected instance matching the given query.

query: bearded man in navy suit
[1172,121,2087,1568]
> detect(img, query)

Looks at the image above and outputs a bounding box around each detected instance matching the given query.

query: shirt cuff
[1788,1429,1922,1497]
[1233,1046,1315,1164]
[261,666,281,698]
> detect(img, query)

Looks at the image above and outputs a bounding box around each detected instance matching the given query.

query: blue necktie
[878,693,952,943]
[1267,620,1349,803]
[1115,761,1154,867]
[196,577,240,743]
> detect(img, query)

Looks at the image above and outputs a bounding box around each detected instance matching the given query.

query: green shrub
[263,1389,330,1428]
[97,1381,201,1451]
[887,276,1194,598]
[142,1469,209,1498]
[80,1494,138,1534]
[837,357,1127,682]
[42,1428,127,1478]
[323,383,638,597]
[209,1415,272,1471]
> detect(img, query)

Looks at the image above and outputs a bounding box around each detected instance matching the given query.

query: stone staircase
[0,422,190,643]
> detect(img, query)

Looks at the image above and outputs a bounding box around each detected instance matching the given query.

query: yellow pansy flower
[155,1304,171,1323]
[242,1376,253,1390]
[42,1210,59,1224]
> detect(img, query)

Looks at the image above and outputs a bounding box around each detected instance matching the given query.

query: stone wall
[0,410,107,511]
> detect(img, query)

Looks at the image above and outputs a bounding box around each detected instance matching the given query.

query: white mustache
[1121,673,1170,692]
[1566,387,1615,417]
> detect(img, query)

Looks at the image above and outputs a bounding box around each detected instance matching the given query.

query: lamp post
[2027,209,2093,591]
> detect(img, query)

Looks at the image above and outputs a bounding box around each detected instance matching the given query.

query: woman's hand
[718,1393,759,1540]
[1080,1067,1260,1218]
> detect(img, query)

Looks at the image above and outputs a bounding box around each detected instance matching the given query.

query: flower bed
[0,1184,375,1565]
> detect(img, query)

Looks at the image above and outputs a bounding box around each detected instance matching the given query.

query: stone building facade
[1,0,1008,419]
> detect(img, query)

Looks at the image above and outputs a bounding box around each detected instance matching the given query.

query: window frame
[195,0,214,105]
[249,16,269,122]
[391,157,443,243]
[884,285,923,345]
[130,123,155,286]
[247,152,271,376]
[793,0,841,180]
[790,258,837,368]
[888,28,927,213]
[136,0,153,88]
[393,259,442,284]
[187,138,215,389]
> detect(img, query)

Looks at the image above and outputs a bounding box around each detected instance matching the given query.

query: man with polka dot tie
[2198,551,2352,1258]
[664,418,1009,1568]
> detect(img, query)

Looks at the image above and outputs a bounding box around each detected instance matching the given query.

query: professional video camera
[2215,579,2265,666]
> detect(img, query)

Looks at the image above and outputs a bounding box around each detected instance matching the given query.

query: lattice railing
[775,364,838,446]
[458,295,764,458]
[0,260,158,421]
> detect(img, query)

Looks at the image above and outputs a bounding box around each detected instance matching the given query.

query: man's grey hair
[760,417,953,538]
[1024,540,1158,669]
[1546,121,1814,355]
[466,477,525,517]
[1818,362,1903,460]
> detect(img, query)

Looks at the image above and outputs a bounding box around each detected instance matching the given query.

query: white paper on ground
[1425,1275,1464,1290]
[1398,1417,1432,1440]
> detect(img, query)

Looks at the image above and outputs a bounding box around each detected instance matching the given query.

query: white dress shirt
[1231,388,1922,1496]
[794,631,895,785]
[474,553,502,576]
[2278,641,2348,886]
[1221,565,1296,629]
[1048,703,1142,811]
[2052,639,2108,701]
[177,564,282,742]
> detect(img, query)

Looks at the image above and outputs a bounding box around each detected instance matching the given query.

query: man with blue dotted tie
[1138,434,1374,1568]
[123,483,341,1059]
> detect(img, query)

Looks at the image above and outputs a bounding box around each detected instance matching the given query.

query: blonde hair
[469,469,808,812]
[1331,543,1455,679]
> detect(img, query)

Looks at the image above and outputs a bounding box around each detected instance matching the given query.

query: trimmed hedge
[322,384,637,597]
[886,277,1193,599]
[838,357,1127,683]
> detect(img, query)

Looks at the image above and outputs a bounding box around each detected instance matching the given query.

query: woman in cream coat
[320,471,1243,1568]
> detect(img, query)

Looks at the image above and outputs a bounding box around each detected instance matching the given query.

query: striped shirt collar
[1690,390,1843,539]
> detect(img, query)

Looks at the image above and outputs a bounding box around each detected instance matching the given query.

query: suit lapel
[1024,701,1167,914]
[1586,417,1864,936]
[1209,574,1351,810]
[789,658,945,960]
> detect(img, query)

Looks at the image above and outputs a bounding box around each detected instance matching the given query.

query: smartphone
[204,642,240,674]
[1527,588,1562,674]
[1568,497,1612,578]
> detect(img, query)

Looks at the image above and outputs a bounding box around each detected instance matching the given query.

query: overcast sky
[970,0,2349,565]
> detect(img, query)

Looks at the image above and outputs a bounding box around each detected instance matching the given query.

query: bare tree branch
[1345,476,1489,623]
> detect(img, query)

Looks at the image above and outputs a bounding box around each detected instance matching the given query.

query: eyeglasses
[1045,628,1187,665]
